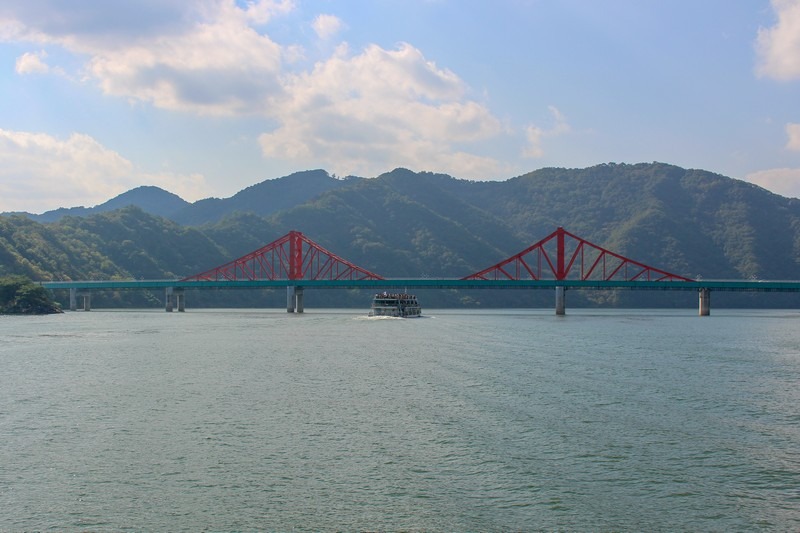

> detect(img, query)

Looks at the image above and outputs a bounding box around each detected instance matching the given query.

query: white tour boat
[369,292,422,318]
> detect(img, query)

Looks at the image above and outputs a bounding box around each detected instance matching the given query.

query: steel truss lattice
[183,231,383,281]
[463,227,691,282]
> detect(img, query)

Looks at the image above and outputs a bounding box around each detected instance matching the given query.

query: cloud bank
[0,129,211,213]
[1,0,515,182]
[312,14,344,40]
[259,42,505,178]
[786,122,800,151]
[756,0,800,80]
[745,167,800,199]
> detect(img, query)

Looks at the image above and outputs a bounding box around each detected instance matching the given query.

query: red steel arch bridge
[41,228,800,316]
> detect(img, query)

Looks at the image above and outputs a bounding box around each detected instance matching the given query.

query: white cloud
[312,14,344,40]
[523,126,546,158]
[786,122,800,150]
[87,6,285,116]
[15,50,50,74]
[744,167,800,198]
[2,1,287,116]
[14,49,66,76]
[0,129,212,213]
[756,0,800,80]
[258,42,506,179]
[523,106,571,158]
[1,1,510,180]
[244,0,295,25]
[0,1,194,47]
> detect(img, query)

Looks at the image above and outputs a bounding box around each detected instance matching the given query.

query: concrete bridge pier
[699,288,711,316]
[555,286,566,316]
[167,287,186,313]
[165,287,186,312]
[69,289,91,311]
[286,286,304,313]
[171,288,185,312]
[163,288,186,312]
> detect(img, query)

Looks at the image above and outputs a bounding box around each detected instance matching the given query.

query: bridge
[41,228,800,316]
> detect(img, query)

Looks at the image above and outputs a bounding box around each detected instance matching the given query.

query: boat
[369,292,422,318]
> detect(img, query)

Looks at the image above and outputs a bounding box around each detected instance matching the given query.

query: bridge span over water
[40,228,800,316]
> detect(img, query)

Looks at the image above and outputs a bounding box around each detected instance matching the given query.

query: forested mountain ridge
[263,163,800,280]
[5,186,191,223]
[264,168,526,276]
[171,169,360,225]
[477,163,800,280]
[1,162,800,307]
[2,169,357,225]
[0,207,226,281]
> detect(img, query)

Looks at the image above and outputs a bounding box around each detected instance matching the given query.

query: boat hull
[368,293,422,318]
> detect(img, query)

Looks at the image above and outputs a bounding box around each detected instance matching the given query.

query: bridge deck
[41,279,800,292]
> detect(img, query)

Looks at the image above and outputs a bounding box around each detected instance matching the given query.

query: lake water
[1,308,799,531]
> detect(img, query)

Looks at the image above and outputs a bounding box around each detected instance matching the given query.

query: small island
[0,276,62,315]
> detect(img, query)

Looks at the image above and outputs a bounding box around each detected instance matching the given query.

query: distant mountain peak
[6,185,191,223]
[98,185,189,211]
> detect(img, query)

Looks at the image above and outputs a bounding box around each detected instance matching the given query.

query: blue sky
[1,0,799,213]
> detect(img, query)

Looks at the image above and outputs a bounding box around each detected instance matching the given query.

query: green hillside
[2,163,799,309]
[0,275,61,314]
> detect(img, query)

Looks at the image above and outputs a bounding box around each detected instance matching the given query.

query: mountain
[1,169,353,225]
[2,162,799,308]
[259,163,800,281]
[5,186,191,222]
[0,206,225,281]
[264,168,526,276]
[97,185,191,216]
[493,163,800,280]
[170,169,360,225]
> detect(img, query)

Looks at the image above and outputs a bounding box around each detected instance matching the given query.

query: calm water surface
[1,308,799,531]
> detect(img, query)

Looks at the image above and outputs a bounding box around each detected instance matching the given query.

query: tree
[0,275,62,314]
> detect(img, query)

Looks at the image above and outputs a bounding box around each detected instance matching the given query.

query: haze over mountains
[2,162,799,308]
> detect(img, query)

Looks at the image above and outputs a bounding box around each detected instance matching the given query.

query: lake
[1,308,799,531]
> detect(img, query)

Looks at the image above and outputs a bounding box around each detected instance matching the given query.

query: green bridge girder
[40,278,800,292]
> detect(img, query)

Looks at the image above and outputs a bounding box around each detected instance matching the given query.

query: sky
[1,0,799,213]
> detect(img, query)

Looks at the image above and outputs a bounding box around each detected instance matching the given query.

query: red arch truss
[463,227,692,282]
[183,230,383,281]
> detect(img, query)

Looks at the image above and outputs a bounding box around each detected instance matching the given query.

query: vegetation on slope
[1,162,799,308]
[0,275,61,314]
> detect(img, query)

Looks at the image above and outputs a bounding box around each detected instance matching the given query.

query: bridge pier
[70,290,91,311]
[164,287,186,312]
[555,286,566,316]
[286,286,304,313]
[699,288,711,316]
[69,288,91,311]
